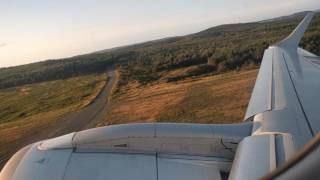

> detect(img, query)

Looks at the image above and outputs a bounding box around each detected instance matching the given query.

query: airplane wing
[1,12,320,180]
[229,12,320,179]
[0,123,253,180]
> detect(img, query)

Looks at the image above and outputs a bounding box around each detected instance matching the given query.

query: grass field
[100,69,258,125]
[0,74,106,165]
[0,74,106,124]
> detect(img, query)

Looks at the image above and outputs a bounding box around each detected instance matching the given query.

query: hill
[0,12,319,89]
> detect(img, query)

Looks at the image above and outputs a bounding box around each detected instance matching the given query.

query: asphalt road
[0,70,115,169]
[46,70,116,135]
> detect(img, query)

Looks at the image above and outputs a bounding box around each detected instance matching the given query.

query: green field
[0,74,106,124]
[0,74,107,167]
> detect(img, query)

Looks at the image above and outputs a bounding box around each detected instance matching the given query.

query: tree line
[1,12,319,89]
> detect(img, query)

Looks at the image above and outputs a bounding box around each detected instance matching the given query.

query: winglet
[277,12,315,48]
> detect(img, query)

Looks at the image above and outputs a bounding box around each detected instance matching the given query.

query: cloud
[0,42,8,48]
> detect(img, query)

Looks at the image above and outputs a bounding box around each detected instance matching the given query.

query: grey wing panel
[244,46,290,120]
[244,47,273,120]
[64,153,158,180]
[298,47,318,57]
[11,143,73,180]
[285,49,320,134]
[5,123,248,180]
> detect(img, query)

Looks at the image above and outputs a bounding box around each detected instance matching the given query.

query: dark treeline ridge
[1,12,320,89]
[0,52,134,89]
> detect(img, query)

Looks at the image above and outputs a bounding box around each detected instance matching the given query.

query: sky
[0,0,319,67]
